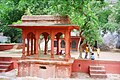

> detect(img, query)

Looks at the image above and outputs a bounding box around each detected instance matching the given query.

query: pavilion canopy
[9,15,79,30]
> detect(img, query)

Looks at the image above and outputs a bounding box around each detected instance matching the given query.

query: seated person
[91,53,95,60]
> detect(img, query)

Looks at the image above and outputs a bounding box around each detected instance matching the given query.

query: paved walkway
[71,50,120,61]
[0,49,120,61]
[0,49,22,58]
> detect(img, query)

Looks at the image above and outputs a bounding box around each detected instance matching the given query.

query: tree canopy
[0,0,119,44]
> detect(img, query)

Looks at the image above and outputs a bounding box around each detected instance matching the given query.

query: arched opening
[26,32,36,56]
[61,40,65,48]
[71,40,76,48]
[39,32,51,58]
[55,32,65,55]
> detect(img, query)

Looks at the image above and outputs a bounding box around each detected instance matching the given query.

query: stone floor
[71,50,120,61]
[0,49,120,61]
[0,49,22,58]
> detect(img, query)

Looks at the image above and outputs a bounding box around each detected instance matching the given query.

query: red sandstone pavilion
[10,15,79,78]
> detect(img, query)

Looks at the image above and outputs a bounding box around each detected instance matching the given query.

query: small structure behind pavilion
[10,15,79,78]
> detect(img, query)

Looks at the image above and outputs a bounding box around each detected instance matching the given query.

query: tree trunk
[38,38,41,53]
[78,37,83,58]
[116,33,120,49]
[116,29,120,49]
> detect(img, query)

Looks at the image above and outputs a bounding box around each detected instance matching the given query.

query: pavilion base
[18,58,74,78]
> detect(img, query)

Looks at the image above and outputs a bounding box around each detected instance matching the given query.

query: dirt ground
[0,69,120,80]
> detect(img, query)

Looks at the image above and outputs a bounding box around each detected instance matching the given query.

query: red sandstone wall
[1,57,120,74]
[72,59,120,74]
[0,44,14,51]
[0,43,23,51]
[70,37,80,51]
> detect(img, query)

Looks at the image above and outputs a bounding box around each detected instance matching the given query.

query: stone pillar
[51,32,54,58]
[27,38,30,56]
[35,33,39,58]
[56,37,60,55]
[44,35,48,55]
[31,37,33,55]
[34,39,36,54]
[22,33,26,58]
[65,30,71,59]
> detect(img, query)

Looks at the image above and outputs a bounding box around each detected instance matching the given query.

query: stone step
[0,68,7,72]
[90,70,106,74]
[0,64,10,68]
[0,61,12,73]
[0,57,14,73]
[90,74,107,78]
[0,61,12,65]
[89,65,105,70]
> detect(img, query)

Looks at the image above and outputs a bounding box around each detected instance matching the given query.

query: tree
[97,0,120,32]
[97,0,120,48]
[0,0,53,43]
[47,0,104,45]
[0,0,24,42]
[17,0,104,45]
[1,0,119,44]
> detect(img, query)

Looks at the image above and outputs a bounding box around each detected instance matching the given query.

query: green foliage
[0,0,119,44]
[4,28,22,42]
[18,0,50,15]
[103,22,119,32]
[97,9,112,27]
[99,0,120,32]
[0,0,24,43]
[47,0,103,44]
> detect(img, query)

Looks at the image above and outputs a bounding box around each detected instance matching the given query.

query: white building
[0,33,10,43]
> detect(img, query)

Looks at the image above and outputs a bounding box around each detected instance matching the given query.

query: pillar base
[44,53,47,55]
[26,54,30,56]
[31,53,34,55]
[65,53,71,59]
[34,54,39,58]
[51,54,54,58]
[21,54,26,59]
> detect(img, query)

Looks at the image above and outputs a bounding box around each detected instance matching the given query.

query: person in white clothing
[97,47,100,58]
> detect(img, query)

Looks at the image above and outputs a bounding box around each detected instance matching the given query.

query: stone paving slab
[0,49,120,61]
[0,49,22,58]
[71,51,120,61]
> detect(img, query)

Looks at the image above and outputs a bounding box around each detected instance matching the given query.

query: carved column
[34,38,36,54]
[35,32,39,58]
[51,31,54,58]
[56,37,60,55]
[65,30,71,59]
[27,38,30,56]
[31,36,33,55]
[22,32,26,58]
[44,35,48,55]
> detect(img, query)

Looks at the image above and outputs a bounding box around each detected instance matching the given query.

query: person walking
[97,47,100,58]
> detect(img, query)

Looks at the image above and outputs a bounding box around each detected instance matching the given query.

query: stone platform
[18,59,74,78]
